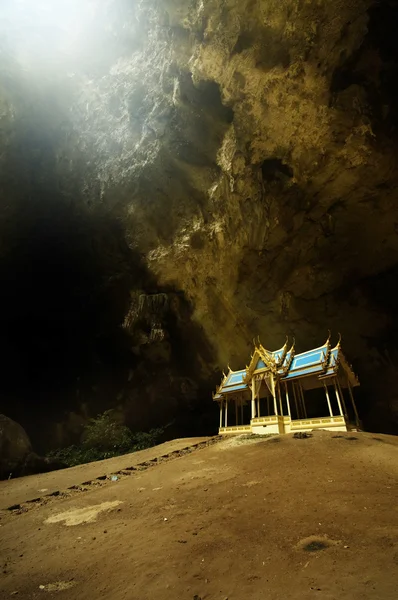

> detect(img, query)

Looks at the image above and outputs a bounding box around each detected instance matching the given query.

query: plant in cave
[82,410,133,453]
[130,428,164,451]
[46,411,164,467]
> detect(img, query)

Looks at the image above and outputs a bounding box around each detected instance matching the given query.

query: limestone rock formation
[0,414,32,478]
[1,0,398,444]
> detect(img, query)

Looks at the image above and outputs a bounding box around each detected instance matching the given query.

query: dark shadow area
[162,292,220,435]
[304,540,328,552]
[0,196,150,448]
[294,387,330,419]
[330,0,398,137]
[0,190,221,454]
[167,74,234,169]
[261,158,293,183]
[351,265,398,435]
[232,26,290,70]
[0,194,219,455]
[233,32,254,55]
[120,288,219,441]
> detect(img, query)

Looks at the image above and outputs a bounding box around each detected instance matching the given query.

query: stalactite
[138,293,169,315]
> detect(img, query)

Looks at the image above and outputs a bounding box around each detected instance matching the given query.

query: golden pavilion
[213,335,360,435]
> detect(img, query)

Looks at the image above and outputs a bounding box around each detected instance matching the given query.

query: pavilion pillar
[333,379,344,416]
[347,380,360,428]
[257,397,261,418]
[337,379,348,418]
[267,396,270,417]
[251,380,256,419]
[285,382,291,418]
[271,374,278,415]
[292,382,299,418]
[240,402,244,425]
[225,399,228,427]
[219,401,223,428]
[299,382,307,418]
[235,399,239,425]
[323,383,333,417]
[277,381,283,416]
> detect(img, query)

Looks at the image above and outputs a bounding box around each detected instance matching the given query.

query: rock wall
[1,0,398,444]
[0,414,32,478]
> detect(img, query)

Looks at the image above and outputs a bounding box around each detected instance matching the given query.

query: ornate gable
[213,366,249,399]
[278,340,295,374]
[244,340,282,383]
[271,337,289,368]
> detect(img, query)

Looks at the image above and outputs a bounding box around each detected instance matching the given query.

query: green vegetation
[47,410,163,467]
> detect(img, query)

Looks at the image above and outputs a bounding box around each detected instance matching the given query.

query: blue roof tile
[289,347,327,371]
[220,383,248,394]
[283,364,325,379]
[213,339,351,401]
[225,370,246,385]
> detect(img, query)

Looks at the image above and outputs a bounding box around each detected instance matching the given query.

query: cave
[1,0,398,472]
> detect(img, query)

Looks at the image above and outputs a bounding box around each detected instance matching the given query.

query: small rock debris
[293,432,312,439]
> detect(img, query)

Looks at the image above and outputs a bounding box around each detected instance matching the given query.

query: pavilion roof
[318,344,359,386]
[212,368,249,399]
[213,333,359,401]
[282,337,331,380]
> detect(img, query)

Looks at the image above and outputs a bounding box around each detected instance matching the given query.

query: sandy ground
[1,430,398,600]
[0,437,210,510]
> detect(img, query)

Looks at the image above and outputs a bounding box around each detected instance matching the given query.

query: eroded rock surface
[1,0,398,442]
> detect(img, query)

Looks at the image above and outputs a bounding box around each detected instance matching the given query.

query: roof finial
[326,329,331,344]
[337,332,342,346]
[227,364,232,372]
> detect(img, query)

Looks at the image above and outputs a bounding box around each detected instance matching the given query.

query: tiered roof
[283,339,330,380]
[213,369,248,400]
[213,334,359,400]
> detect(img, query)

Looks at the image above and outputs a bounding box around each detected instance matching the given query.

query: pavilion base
[218,415,348,436]
[218,425,252,434]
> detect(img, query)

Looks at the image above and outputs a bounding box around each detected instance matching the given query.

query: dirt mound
[1,431,397,599]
